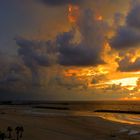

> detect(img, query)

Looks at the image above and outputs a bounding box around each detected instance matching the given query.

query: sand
[0,106,140,140]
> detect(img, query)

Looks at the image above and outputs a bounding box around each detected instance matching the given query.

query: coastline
[0,106,140,140]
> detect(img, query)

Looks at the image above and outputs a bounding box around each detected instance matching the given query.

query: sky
[1,0,140,100]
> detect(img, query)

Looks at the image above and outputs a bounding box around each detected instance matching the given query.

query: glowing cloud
[107,77,138,87]
[68,4,80,23]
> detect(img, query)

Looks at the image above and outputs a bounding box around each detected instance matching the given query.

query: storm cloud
[127,4,140,29]
[110,2,140,50]
[57,9,108,66]
[16,37,50,67]
[110,1,140,72]
[48,75,87,90]
[57,30,105,66]
[15,37,51,85]
[16,8,109,68]
[110,27,140,50]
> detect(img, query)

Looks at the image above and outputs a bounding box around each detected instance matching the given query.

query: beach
[0,105,140,140]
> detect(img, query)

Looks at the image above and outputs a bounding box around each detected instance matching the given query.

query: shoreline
[0,106,140,139]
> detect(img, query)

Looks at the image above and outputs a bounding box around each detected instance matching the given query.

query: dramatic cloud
[127,4,140,29]
[48,75,87,90]
[1,0,140,100]
[118,56,140,72]
[110,27,140,50]
[57,9,108,66]
[16,37,50,67]
[0,60,31,97]
[110,1,140,72]
[0,53,28,86]
[40,0,84,6]
[16,9,108,67]
[110,2,140,50]
[57,30,105,66]
[15,37,51,85]
[13,8,110,92]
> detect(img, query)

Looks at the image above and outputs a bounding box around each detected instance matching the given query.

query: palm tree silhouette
[19,126,24,138]
[15,127,20,140]
[0,133,6,140]
[7,126,13,138]
[0,131,2,140]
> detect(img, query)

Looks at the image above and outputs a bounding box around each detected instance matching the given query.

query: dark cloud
[57,30,104,66]
[0,53,28,86]
[15,37,50,85]
[110,2,140,50]
[118,56,140,72]
[16,37,50,67]
[127,5,140,29]
[110,27,140,50]
[16,9,108,68]
[59,44,103,66]
[40,0,83,6]
[48,76,87,90]
[110,1,140,72]
[0,88,46,101]
[14,8,108,88]
[0,73,19,84]
[0,71,25,86]
[57,9,108,66]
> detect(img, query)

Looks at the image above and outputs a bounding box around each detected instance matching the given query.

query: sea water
[24,100,140,125]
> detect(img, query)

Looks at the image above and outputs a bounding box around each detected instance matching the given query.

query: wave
[94,112,140,125]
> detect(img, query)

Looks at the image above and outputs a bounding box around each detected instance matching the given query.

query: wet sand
[0,106,140,140]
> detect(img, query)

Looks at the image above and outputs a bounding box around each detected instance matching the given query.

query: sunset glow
[1,0,140,101]
[108,77,138,87]
[96,15,103,21]
[68,4,79,23]
[3,2,140,139]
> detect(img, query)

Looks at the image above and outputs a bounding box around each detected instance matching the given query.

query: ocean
[21,100,140,125]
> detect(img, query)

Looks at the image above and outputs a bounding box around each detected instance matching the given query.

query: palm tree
[19,126,24,138]
[15,127,20,140]
[0,131,2,140]
[0,133,6,140]
[7,126,13,138]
